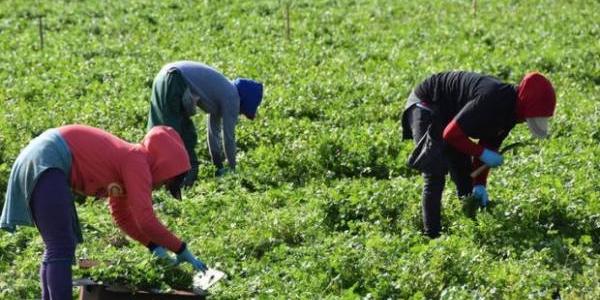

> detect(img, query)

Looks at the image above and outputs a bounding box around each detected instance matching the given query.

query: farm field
[0,0,599,299]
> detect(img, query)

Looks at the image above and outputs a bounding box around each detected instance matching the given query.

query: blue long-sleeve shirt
[163,61,240,169]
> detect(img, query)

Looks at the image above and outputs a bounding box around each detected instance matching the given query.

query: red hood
[140,126,190,185]
[516,72,556,119]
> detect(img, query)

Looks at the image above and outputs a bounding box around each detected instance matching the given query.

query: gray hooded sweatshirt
[164,61,240,169]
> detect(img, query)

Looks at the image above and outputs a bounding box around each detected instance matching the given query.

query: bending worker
[401,71,556,238]
[1,125,207,299]
[148,61,264,185]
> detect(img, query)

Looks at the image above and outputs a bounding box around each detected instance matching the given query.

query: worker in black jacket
[402,71,556,238]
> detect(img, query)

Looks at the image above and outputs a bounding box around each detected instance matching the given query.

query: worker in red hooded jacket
[401,71,556,238]
[1,125,207,300]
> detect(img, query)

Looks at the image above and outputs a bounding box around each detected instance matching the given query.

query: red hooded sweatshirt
[59,125,190,252]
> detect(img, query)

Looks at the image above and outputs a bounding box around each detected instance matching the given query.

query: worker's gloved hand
[472,185,489,207]
[176,245,208,272]
[182,163,199,187]
[479,149,503,168]
[148,243,176,265]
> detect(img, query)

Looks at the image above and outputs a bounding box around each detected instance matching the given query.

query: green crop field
[0,0,599,299]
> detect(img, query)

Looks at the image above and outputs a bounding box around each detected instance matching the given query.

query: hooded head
[233,78,263,120]
[140,126,190,199]
[516,72,556,138]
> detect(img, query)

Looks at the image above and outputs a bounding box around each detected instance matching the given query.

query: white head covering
[526,117,550,139]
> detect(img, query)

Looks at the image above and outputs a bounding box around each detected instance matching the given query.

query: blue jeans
[30,168,76,300]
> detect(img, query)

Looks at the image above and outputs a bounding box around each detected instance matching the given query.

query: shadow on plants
[318,139,393,180]
[282,105,324,121]
[249,233,304,260]
[473,197,598,265]
[251,238,284,259]
[322,193,404,233]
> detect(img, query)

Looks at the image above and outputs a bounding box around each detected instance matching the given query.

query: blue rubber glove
[479,148,503,168]
[176,247,208,272]
[472,185,489,207]
[149,245,176,265]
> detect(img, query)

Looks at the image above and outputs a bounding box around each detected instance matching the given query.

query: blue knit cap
[233,78,263,119]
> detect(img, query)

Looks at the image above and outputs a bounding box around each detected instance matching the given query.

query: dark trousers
[30,168,76,300]
[147,69,199,184]
[407,105,473,238]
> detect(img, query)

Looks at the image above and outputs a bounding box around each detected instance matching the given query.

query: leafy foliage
[0,0,599,299]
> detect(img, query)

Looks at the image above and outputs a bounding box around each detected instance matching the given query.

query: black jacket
[402,71,518,148]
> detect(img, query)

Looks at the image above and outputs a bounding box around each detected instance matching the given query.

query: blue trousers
[30,168,76,300]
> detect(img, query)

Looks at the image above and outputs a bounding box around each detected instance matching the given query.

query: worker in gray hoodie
[147,61,264,186]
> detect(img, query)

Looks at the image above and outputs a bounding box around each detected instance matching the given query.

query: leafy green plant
[0,0,598,298]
